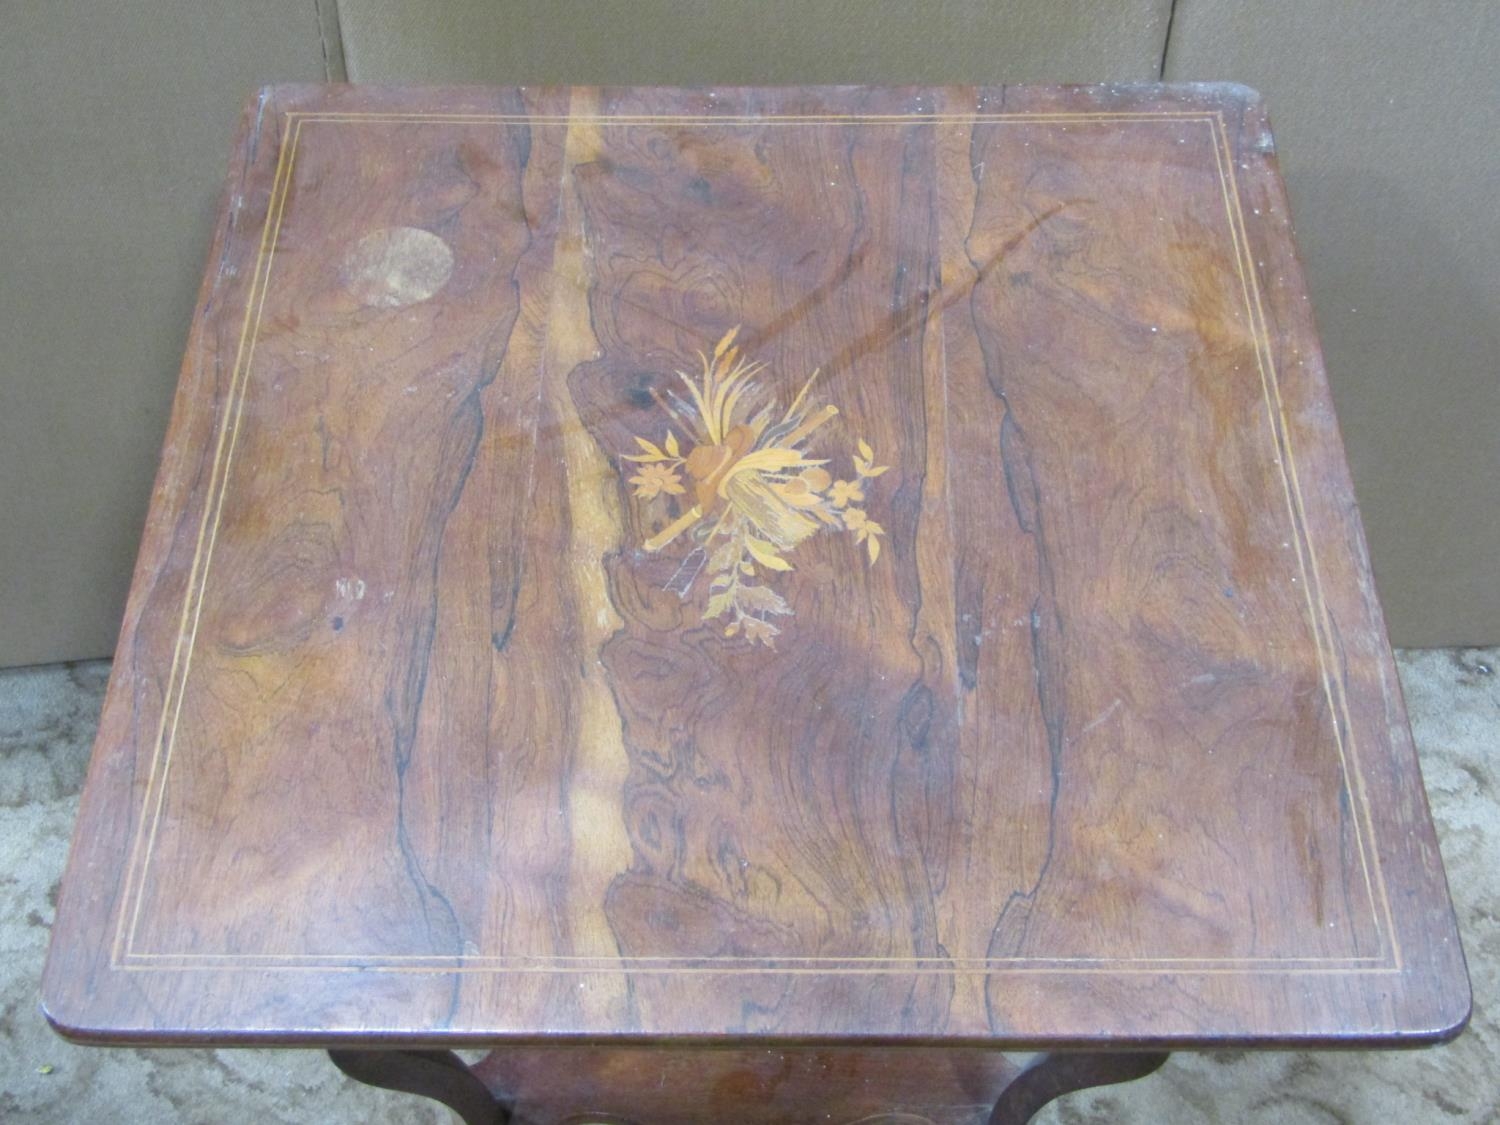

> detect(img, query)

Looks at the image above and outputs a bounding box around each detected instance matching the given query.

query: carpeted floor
[3,651,1495,1123]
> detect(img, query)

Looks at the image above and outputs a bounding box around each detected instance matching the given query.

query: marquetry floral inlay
[624,328,889,647]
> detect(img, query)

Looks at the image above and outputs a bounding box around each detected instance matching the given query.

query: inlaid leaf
[731,448,827,475]
[746,537,792,571]
[708,537,741,574]
[736,584,792,616]
[624,436,667,463]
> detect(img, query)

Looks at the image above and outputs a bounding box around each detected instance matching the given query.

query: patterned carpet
[2,651,1495,1123]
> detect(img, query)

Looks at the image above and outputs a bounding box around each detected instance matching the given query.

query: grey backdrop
[2,0,1495,665]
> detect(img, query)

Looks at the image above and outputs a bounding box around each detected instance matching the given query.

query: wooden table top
[43,83,1468,1049]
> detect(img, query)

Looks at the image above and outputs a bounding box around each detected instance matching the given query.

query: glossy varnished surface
[43,84,1468,1046]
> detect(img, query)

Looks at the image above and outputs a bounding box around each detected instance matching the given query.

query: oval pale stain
[340,226,454,308]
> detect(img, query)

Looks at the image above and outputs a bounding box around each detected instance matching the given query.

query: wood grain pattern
[328,1044,1168,1125]
[43,84,1468,1048]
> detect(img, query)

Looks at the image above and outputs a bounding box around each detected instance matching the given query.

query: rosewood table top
[43,83,1469,1050]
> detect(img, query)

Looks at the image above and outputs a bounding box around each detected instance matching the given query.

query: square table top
[43,83,1468,1049]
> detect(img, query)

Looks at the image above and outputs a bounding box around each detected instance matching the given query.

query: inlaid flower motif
[829,479,863,508]
[621,327,892,647]
[629,461,685,500]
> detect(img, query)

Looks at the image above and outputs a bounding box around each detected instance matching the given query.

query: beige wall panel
[1167,1,1500,644]
[0,2,335,667]
[337,0,1172,85]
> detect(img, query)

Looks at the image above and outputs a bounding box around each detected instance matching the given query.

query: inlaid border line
[113,114,308,963]
[123,954,1386,972]
[1208,115,1397,966]
[115,961,1404,977]
[289,110,1226,124]
[115,107,1392,974]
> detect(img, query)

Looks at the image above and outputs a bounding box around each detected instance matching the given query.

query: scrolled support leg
[328,1048,511,1125]
[987,1050,1170,1125]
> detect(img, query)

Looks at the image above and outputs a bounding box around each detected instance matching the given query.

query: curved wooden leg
[328,1048,511,1125]
[988,1051,1169,1124]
